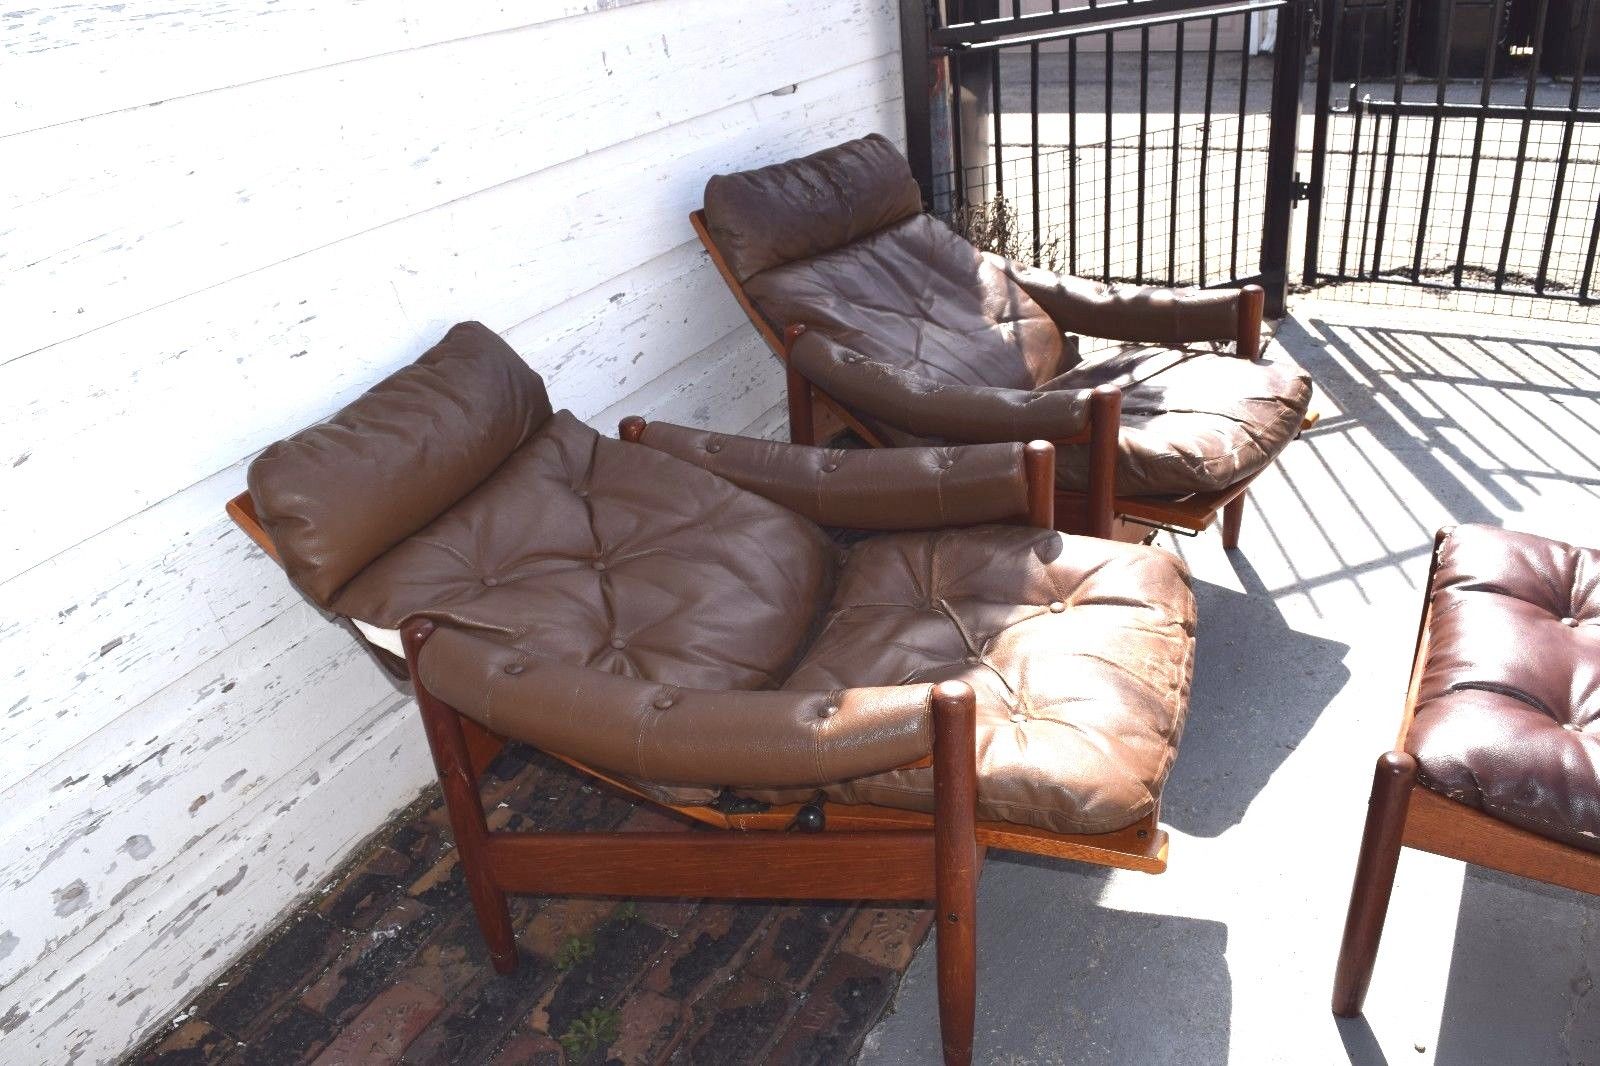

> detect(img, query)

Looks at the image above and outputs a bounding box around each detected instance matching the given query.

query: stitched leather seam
[638,692,668,780]
[481,647,533,734]
[416,537,479,572]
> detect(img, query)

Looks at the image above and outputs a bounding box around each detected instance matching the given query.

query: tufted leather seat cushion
[1037,343,1314,495]
[334,410,835,693]
[750,527,1196,834]
[1407,524,1600,854]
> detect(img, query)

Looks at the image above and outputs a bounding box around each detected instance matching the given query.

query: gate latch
[1292,174,1313,203]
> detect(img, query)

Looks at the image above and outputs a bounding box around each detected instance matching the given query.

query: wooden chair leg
[932,681,979,1066]
[1085,385,1122,541]
[784,325,816,446]
[402,619,519,975]
[1332,751,1417,1017]
[1222,492,1246,550]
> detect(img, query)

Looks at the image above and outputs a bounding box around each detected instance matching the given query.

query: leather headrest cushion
[702,134,923,282]
[248,321,553,607]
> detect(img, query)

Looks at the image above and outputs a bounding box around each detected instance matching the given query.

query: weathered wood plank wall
[0,2,904,1060]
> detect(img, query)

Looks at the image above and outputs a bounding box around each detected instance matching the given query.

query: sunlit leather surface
[1408,523,1600,854]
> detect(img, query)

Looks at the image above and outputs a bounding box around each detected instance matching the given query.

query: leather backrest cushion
[745,214,1065,391]
[332,411,837,694]
[703,134,924,282]
[248,321,553,607]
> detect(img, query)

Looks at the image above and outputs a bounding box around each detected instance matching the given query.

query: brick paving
[127,743,932,1065]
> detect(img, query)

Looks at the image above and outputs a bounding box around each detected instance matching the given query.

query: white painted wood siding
[0,2,905,1061]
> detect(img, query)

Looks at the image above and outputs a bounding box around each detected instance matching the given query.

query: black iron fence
[901,0,1309,314]
[931,70,1272,290]
[1303,0,1600,308]
[900,0,1600,317]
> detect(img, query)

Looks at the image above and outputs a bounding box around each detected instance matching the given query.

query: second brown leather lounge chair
[228,322,1197,1065]
[693,134,1315,546]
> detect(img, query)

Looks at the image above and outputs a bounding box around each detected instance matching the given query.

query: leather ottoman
[1331,523,1600,1018]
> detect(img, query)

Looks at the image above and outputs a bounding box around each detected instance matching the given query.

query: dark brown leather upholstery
[636,420,1032,530]
[743,213,1067,399]
[789,330,1092,445]
[703,136,1313,497]
[331,410,834,695]
[252,323,1196,835]
[249,322,552,606]
[702,132,924,283]
[1407,524,1600,854]
[1005,262,1241,345]
[419,626,936,790]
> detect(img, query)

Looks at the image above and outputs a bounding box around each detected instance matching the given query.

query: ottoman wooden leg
[1332,751,1417,1017]
[1222,493,1247,550]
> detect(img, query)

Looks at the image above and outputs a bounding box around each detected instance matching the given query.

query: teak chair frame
[1331,527,1600,1018]
[226,433,1173,1066]
[690,208,1271,546]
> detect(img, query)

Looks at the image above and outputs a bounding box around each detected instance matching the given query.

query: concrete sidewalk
[860,296,1600,1065]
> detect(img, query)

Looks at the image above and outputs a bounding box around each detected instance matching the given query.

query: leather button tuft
[818,705,838,719]
[504,663,524,676]
[574,488,589,499]
[1565,722,1584,732]
[1009,713,1026,724]
[1048,601,1066,613]
[939,457,954,470]
[707,439,723,454]
[1563,616,1580,626]
[822,462,838,473]
[610,637,626,650]
[653,694,674,709]
[964,655,980,664]
[482,576,499,587]
[592,560,607,572]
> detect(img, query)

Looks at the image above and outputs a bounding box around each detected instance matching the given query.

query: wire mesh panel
[914,1,1293,296]
[1318,110,1600,296]
[931,113,1272,288]
[1304,0,1600,316]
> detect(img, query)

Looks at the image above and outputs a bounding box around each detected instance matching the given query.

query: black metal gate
[1302,0,1600,305]
[900,0,1311,315]
[901,0,1600,316]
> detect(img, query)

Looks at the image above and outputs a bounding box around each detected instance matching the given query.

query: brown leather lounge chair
[227,322,1197,1065]
[692,134,1315,545]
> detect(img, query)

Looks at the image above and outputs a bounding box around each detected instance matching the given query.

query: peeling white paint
[0,1,904,1062]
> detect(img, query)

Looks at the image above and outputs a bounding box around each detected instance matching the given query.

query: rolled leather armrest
[636,420,1032,531]
[1003,260,1241,344]
[787,330,1092,446]
[417,627,934,788]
